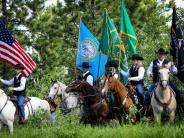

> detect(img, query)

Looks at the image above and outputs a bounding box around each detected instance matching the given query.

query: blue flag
[77,20,107,80]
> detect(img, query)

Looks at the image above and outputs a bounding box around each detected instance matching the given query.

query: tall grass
[1,110,184,138]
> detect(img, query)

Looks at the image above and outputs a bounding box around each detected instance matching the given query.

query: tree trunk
[2,0,7,79]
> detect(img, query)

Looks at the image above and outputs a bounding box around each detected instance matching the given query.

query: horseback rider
[145,48,184,107]
[106,61,118,80]
[81,62,94,86]
[0,64,26,124]
[120,54,145,107]
[104,61,119,106]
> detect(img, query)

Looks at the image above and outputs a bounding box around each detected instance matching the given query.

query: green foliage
[1,111,184,138]
[27,109,50,128]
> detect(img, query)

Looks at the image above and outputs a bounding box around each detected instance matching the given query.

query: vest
[82,71,94,85]
[129,65,143,86]
[152,59,168,83]
[13,75,26,96]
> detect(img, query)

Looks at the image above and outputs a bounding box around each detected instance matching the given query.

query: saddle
[9,95,31,105]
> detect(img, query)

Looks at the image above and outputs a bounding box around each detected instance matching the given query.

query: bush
[27,109,50,128]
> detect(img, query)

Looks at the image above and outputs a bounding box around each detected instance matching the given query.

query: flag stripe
[13,42,36,67]
[0,55,30,77]
[0,41,35,70]
[14,41,36,66]
[0,50,32,73]
[0,20,36,76]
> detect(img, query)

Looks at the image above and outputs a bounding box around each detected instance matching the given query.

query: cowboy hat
[155,48,168,54]
[106,61,118,68]
[80,62,92,68]
[15,64,24,70]
[131,54,144,61]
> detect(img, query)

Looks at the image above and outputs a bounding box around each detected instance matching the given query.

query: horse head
[158,67,170,88]
[102,75,116,94]
[48,80,67,100]
[66,80,97,97]
[65,80,83,93]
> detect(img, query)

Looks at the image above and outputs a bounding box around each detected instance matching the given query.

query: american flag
[0,20,36,77]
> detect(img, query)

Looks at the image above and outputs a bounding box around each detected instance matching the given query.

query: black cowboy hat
[155,48,168,55]
[15,64,24,70]
[80,62,92,68]
[131,54,144,61]
[106,61,118,68]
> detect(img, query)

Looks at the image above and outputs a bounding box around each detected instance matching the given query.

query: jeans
[145,83,156,105]
[136,84,145,106]
[109,92,115,105]
[50,111,55,126]
[17,95,26,119]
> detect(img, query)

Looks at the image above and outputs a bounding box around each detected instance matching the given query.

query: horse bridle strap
[0,95,8,114]
[79,93,99,98]
[154,90,172,108]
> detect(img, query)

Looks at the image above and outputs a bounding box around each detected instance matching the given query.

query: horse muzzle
[161,81,168,88]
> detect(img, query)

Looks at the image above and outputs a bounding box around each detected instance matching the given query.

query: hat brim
[131,57,144,61]
[15,67,24,70]
[155,51,168,55]
[106,62,118,68]
[79,65,92,68]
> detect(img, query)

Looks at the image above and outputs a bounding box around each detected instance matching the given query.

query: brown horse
[102,76,135,122]
[65,80,110,124]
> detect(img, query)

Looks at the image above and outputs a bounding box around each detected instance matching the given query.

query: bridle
[158,71,169,88]
[50,82,61,101]
[106,78,128,107]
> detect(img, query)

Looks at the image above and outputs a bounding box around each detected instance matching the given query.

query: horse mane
[80,81,98,95]
[111,78,128,102]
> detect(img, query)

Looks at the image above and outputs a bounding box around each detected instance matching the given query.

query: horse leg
[169,111,175,123]
[7,120,14,134]
[0,121,3,131]
[154,112,161,124]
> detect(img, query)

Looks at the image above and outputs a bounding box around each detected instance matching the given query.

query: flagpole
[118,37,122,81]
[74,17,81,79]
[2,0,7,80]
[96,51,102,87]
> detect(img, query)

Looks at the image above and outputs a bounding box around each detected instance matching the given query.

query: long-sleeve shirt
[82,71,93,86]
[120,66,145,81]
[147,59,178,77]
[1,74,26,91]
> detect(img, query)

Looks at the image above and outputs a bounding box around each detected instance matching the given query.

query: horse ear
[51,78,54,83]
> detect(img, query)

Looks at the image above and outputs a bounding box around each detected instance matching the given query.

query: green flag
[120,0,137,56]
[100,10,128,83]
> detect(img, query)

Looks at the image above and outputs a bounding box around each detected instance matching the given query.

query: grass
[1,110,184,138]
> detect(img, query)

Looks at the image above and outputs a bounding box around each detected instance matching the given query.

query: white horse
[151,66,177,123]
[48,81,79,114]
[0,89,50,133]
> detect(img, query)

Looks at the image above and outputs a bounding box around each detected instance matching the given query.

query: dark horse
[65,80,109,124]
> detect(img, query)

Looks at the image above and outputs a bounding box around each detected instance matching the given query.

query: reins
[0,92,8,114]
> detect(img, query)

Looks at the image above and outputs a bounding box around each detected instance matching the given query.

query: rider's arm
[86,75,93,86]
[147,61,153,77]
[0,78,14,86]
[114,74,118,80]
[120,69,130,78]
[13,77,26,91]
[129,67,145,81]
